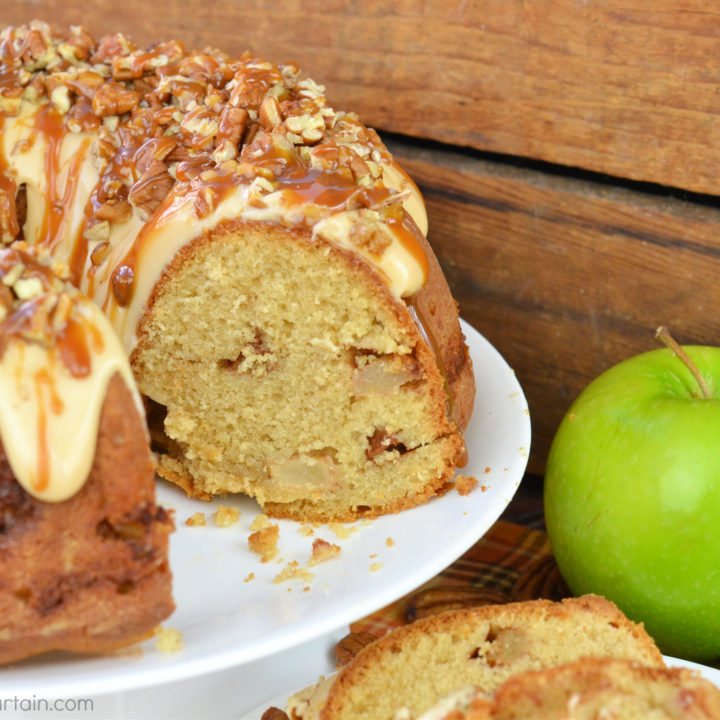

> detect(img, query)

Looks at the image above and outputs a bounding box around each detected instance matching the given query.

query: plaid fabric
[350,520,569,637]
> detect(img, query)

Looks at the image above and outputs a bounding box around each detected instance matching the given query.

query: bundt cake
[286,595,665,720]
[448,658,720,720]
[0,21,475,522]
[0,243,173,664]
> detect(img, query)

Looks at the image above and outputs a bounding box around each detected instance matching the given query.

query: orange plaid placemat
[350,519,569,636]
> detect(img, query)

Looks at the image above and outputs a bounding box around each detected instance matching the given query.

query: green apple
[544,341,720,662]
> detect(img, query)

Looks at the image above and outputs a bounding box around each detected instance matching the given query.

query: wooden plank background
[4,0,720,195]
[3,1,720,473]
[388,140,720,473]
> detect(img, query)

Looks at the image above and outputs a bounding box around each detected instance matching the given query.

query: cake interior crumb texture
[135,223,464,522]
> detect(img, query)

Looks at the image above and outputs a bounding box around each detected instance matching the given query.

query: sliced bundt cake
[0,21,474,521]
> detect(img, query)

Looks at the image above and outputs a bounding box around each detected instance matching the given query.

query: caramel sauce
[33,105,64,249]
[34,368,50,492]
[389,216,429,277]
[0,114,20,240]
[58,313,93,378]
[31,107,92,256]
[32,365,64,492]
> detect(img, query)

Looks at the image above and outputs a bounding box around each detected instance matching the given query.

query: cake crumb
[386,537,394,547]
[328,522,359,540]
[248,524,280,562]
[273,560,314,584]
[213,505,240,527]
[369,562,383,572]
[244,572,255,582]
[298,524,314,537]
[185,512,206,527]
[308,538,341,566]
[455,474,478,496]
[154,626,184,653]
[250,513,272,531]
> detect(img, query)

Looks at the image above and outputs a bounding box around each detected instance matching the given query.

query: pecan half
[334,631,377,665]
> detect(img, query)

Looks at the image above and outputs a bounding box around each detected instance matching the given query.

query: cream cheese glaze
[0,246,143,502]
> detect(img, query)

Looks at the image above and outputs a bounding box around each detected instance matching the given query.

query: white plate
[241,655,720,720]
[1,320,530,699]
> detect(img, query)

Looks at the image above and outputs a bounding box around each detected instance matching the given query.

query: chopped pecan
[128,160,173,219]
[349,219,392,255]
[180,107,219,149]
[334,632,377,665]
[67,100,101,132]
[132,74,159,96]
[18,28,50,66]
[92,81,139,117]
[89,239,111,265]
[95,199,132,223]
[133,137,177,174]
[62,26,94,61]
[217,105,247,147]
[0,187,20,243]
[91,33,135,64]
[65,69,105,100]
[176,53,227,84]
[259,95,282,129]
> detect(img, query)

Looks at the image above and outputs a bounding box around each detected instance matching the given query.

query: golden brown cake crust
[410,216,475,434]
[0,373,174,665]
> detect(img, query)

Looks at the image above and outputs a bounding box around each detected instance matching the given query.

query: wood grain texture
[4,0,720,194]
[386,140,720,474]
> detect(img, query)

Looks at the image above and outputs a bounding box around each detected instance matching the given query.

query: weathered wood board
[390,141,720,473]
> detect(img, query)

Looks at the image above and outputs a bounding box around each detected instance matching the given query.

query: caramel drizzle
[0,113,20,240]
[33,365,63,492]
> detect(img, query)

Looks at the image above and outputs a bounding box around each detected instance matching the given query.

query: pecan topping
[91,81,139,116]
[0,21,423,301]
[95,200,132,223]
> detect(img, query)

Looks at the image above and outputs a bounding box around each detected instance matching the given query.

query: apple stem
[655,326,711,399]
